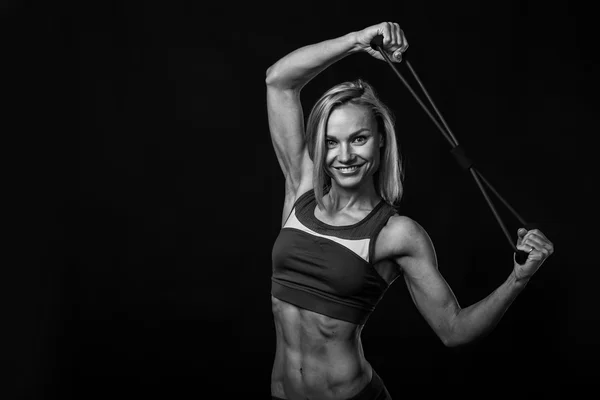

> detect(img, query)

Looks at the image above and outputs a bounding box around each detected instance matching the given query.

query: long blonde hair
[305,79,404,210]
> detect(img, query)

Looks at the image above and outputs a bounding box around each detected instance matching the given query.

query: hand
[513,228,554,281]
[355,22,408,63]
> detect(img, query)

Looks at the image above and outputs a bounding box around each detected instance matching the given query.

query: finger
[519,247,543,261]
[390,24,403,62]
[518,242,535,254]
[521,239,551,259]
[521,238,540,253]
[392,23,401,49]
[523,235,546,249]
[523,234,553,251]
[400,28,409,52]
[523,230,554,251]
[381,22,393,47]
[517,243,543,261]
[515,228,527,247]
[527,229,553,246]
[518,233,538,251]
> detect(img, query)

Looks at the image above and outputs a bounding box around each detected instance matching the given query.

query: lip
[333,164,364,175]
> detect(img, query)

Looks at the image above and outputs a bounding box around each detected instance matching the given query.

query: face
[325,104,383,189]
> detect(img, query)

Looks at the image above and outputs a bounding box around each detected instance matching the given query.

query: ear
[379,133,385,148]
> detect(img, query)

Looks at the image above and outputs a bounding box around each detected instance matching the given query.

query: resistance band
[370,35,532,265]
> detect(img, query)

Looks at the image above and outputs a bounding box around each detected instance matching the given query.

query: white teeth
[338,166,359,172]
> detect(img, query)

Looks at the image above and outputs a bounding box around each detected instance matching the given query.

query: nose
[337,143,355,163]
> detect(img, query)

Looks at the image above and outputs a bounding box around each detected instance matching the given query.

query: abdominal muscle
[271,296,373,400]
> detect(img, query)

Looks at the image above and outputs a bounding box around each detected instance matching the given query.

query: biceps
[404,268,460,328]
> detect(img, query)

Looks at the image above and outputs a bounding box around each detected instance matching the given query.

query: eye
[326,139,337,148]
[353,136,367,144]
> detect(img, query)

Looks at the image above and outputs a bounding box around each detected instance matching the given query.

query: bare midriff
[271,296,373,400]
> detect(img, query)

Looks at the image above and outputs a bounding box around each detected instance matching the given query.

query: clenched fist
[354,21,409,63]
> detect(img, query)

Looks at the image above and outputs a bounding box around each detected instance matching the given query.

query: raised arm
[265,23,407,224]
[385,217,554,347]
[265,33,358,199]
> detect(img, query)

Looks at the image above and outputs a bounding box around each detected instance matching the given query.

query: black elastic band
[450,145,474,170]
[370,36,532,262]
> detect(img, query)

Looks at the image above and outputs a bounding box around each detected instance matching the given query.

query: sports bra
[271,189,397,325]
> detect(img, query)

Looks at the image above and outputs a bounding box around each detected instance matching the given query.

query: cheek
[325,150,335,165]
[364,145,382,170]
[363,144,380,160]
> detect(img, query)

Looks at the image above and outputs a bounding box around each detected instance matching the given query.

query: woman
[266,22,554,400]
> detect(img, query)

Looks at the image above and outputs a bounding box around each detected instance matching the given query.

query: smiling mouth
[335,165,362,172]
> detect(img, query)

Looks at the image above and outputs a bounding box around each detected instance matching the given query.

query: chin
[331,176,364,189]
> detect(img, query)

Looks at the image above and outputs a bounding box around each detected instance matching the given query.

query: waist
[272,299,372,399]
[272,295,368,382]
[272,295,363,345]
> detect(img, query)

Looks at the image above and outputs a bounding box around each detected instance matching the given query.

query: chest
[313,206,401,285]
[274,214,400,288]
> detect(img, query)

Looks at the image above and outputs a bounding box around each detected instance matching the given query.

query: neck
[325,179,380,212]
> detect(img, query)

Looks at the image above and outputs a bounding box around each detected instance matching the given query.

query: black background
[5,0,599,399]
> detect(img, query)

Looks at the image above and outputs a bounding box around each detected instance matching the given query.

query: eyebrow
[326,128,371,140]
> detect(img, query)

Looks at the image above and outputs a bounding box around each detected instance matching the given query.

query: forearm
[265,32,360,90]
[448,270,530,347]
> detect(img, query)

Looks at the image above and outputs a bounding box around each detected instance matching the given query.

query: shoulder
[378,214,436,262]
[381,214,425,243]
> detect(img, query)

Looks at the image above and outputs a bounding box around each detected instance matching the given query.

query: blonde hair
[305,79,404,210]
